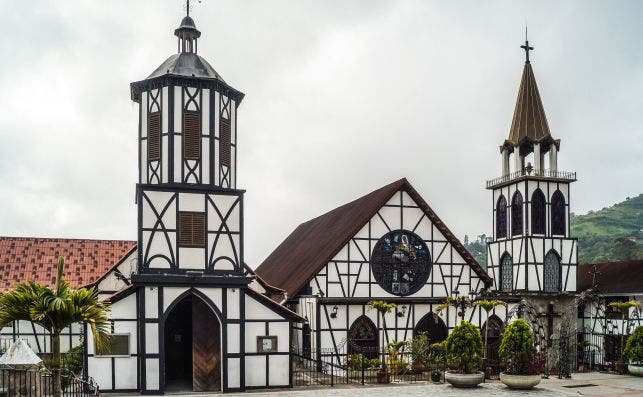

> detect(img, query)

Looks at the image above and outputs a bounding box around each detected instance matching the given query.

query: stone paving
[156,373,643,397]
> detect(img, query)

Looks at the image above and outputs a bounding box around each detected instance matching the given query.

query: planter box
[445,371,484,388]
[629,365,643,377]
[500,373,542,389]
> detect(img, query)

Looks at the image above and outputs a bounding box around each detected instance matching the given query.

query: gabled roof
[0,237,136,292]
[503,62,558,151]
[255,178,492,298]
[577,260,643,294]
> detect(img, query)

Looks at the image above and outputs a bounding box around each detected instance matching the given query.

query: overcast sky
[0,0,641,267]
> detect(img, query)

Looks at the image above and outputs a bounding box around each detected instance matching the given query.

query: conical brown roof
[505,63,553,148]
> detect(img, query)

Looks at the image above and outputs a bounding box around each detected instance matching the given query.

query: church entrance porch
[163,294,221,392]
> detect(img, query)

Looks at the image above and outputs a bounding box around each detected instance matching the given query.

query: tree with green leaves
[607,300,641,362]
[446,321,483,374]
[368,300,396,371]
[0,257,111,397]
[624,325,643,365]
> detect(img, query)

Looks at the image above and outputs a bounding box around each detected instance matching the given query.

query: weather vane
[184,0,202,17]
[520,26,534,64]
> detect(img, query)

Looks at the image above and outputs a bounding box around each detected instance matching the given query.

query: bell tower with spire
[130,5,246,277]
[486,36,578,295]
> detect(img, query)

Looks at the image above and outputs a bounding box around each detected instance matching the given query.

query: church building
[0,7,641,394]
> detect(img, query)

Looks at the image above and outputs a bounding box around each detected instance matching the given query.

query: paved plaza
[206,372,642,397]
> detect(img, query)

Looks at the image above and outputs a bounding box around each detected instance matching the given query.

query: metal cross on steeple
[521,26,534,64]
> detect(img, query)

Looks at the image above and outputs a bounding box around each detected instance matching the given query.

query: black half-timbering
[531,188,546,234]
[496,195,507,239]
[511,191,523,236]
[370,230,431,296]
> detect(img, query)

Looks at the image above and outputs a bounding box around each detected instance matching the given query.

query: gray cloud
[0,0,641,266]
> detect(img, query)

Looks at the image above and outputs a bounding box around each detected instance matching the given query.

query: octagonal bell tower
[130,12,246,277]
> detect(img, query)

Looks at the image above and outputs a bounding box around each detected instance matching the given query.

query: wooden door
[192,298,221,391]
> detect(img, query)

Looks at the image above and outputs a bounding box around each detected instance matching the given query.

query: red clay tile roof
[255,178,492,298]
[577,260,643,294]
[0,237,136,292]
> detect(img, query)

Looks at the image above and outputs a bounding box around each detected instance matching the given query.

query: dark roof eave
[130,75,245,104]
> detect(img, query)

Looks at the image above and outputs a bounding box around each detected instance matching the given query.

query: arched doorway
[481,315,503,374]
[414,312,448,344]
[164,293,221,392]
[348,316,378,359]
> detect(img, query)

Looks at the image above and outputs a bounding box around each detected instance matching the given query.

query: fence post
[330,358,334,387]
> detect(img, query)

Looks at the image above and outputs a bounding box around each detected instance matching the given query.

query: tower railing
[486,169,576,188]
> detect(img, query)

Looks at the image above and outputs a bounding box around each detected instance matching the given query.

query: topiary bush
[625,326,643,365]
[499,319,545,375]
[445,321,483,374]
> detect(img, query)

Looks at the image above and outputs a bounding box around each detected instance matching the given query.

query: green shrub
[499,319,539,375]
[445,321,483,374]
[625,326,643,364]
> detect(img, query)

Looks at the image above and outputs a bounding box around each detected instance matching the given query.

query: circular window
[370,230,431,296]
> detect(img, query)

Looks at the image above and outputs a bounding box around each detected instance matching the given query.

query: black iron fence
[292,346,446,388]
[0,368,98,397]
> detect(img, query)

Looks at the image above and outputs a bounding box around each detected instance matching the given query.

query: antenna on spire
[520,26,534,64]
[184,0,202,17]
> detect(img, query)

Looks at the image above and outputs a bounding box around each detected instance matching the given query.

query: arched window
[511,192,523,236]
[481,315,504,372]
[531,189,546,234]
[348,316,378,359]
[500,253,513,291]
[543,250,561,292]
[551,190,566,236]
[414,312,448,344]
[496,196,507,239]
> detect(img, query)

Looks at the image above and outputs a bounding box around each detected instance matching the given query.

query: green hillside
[571,193,643,264]
[464,193,643,267]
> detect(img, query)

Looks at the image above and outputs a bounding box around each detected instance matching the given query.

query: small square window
[95,334,130,357]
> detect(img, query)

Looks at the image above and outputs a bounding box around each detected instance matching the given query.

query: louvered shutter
[219,118,231,167]
[178,212,206,247]
[148,113,161,161]
[183,112,201,160]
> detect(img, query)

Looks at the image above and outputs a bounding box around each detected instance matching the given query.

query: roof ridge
[0,236,136,243]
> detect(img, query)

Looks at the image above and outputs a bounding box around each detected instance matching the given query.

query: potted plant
[624,325,643,376]
[608,300,641,374]
[368,300,396,383]
[387,340,409,375]
[409,332,430,374]
[444,321,484,388]
[498,319,546,389]
[428,342,446,382]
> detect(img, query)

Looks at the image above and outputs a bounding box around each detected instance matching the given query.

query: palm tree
[0,257,111,397]
[368,300,396,371]
[475,299,506,371]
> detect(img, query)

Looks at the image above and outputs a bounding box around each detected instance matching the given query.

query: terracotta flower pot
[376,370,390,384]
[615,361,628,374]
[412,361,425,374]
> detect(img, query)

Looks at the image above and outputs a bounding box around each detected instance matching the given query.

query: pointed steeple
[502,37,558,153]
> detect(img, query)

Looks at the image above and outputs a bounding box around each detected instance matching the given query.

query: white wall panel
[268,355,289,386]
[244,356,266,387]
